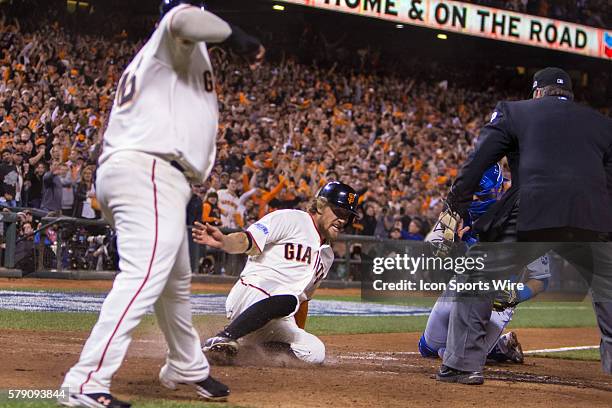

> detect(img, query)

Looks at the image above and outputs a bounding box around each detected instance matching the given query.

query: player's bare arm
[192,221,261,256]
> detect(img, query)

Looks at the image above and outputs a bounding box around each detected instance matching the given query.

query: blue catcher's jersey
[461,163,551,281]
[462,163,504,245]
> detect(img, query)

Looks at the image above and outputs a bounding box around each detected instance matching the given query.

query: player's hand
[249,45,265,70]
[457,222,470,240]
[226,24,263,68]
[192,221,225,249]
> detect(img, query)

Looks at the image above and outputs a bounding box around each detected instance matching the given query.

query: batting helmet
[160,0,205,18]
[317,181,359,218]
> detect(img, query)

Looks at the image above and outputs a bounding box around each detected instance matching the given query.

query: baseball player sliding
[193,181,359,364]
[60,1,264,407]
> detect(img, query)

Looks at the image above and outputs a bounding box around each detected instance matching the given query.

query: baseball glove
[492,288,519,311]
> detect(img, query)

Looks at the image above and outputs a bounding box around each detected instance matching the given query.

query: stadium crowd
[0,0,609,251]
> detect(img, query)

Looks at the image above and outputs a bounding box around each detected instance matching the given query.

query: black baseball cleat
[436,365,484,385]
[202,335,239,355]
[160,370,230,402]
[194,376,230,402]
[60,392,131,407]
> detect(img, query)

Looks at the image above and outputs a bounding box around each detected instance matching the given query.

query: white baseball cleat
[202,335,239,355]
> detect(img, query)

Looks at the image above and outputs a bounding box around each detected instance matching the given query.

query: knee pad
[418,334,439,358]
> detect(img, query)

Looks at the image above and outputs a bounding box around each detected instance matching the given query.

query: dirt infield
[1,327,610,407]
[1,278,610,406]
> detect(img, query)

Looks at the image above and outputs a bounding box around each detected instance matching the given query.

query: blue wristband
[517,285,533,303]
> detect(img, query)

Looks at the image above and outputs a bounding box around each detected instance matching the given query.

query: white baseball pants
[225,280,325,364]
[62,151,209,394]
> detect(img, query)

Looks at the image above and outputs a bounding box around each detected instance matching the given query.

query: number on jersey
[116,71,137,107]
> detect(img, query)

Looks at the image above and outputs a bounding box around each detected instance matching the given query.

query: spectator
[217,178,240,228]
[72,165,96,218]
[0,148,17,205]
[202,191,223,227]
[41,161,64,213]
[389,227,402,240]
[23,162,45,208]
[187,184,204,226]
[12,151,26,205]
[14,220,34,272]
[0,0,607,247]
[59,161,77,216]
[402,219,425,241]
[360,204,377,236]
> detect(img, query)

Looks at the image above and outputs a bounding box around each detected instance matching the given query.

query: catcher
[422,164,550,363]
[193,181,359,364]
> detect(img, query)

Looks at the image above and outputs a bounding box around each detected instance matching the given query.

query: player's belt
[153,153,199,183]
[170,160,186,174]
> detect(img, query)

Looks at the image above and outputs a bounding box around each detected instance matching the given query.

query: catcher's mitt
[425,205,461,257]
[492,288,519,311]
[493,266,529,311]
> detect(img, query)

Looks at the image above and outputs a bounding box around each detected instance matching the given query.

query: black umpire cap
[530,67,573,97]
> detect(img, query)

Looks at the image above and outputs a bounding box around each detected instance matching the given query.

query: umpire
[439,67,612,384]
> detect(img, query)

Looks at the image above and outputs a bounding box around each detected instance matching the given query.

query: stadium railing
[0,209,592,293]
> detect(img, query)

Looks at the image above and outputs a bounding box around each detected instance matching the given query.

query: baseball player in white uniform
[193,181,359,364]
[217,178,241,228]
[60,1,264,407]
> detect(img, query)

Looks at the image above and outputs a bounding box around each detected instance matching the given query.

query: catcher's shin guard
[418,334,439,358]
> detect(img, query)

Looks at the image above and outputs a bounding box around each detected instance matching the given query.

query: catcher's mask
[468,163,504,221]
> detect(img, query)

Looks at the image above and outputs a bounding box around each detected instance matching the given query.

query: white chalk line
[524,345,599,354]
[335,345,599,361]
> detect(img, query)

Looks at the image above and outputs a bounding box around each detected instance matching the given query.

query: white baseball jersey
[100,4,217,182]
[217,189,240,228]
[242,209,335,301]
[62,6,233,395]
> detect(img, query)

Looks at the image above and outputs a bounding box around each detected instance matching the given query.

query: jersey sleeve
[246,210,291,253]
[155,5,231,66]
[169,6,231,43]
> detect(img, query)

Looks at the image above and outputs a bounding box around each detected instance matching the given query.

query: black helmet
[160,0,205,18]
[318,181,359,217]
